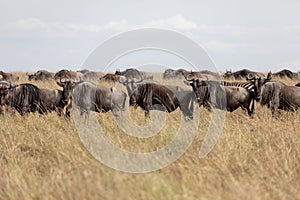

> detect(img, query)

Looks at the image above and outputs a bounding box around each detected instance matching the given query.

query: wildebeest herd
[0,68,299,119]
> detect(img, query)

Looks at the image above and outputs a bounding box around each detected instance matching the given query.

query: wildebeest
[0,71,19,82]
[224,69,265,80]
[81,71,103,82]
[54,69,81,82]
[163,68,189,79]
[129,83,182,117]
[39,88,67,116]
[57,80,127,116]
[185,79,256,116]
[199,70,221,80]
[0,81,44,115]
[100,73,120,82]
[76,69,104,82]
[115,68,153,80]
[163,69,205,79]
[259,81,300,116]
[273,69,298,79]
[27,70,54,81]
[119,75,194,118]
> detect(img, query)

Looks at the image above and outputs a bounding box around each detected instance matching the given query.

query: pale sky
[1,0,300,72]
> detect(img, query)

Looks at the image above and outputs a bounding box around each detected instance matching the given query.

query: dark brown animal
[115,68,153,80]
[186,79,256,116]
[129,83,181,116]
[0,81,44,115]
[0,71,19,82]
[58,81,126,117]
[224,69,265,80]
[260,81,300,116]
[273,69,298,79]
[54,69,81,82]
[39,88,66,115]
[27,70,54,81]
[101,73,120,82]
[163,68,190,79]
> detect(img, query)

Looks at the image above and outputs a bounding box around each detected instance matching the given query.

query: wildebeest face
[185,79,205,103]
[27,74,36,81]
[61,81,75,105]
[119,75,142,96]
[251,72,272,101]
[129,91,138,108]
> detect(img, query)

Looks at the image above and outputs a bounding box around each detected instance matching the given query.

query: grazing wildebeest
[57,80,127,116]
[54,69,81,82]
[224,69,265,80]
[0,71,19,82]
[273,69,298,79]
[39,88,67,116]
[76,69,104,82]
[81,71,103,82]
[259,81,300,117]
[163,68,190,79]
[101,73,120,82]
[76,69,90,74]
[199,70,221,80]
[185,78,257,116]
[115,68,153,80]
[0,81,44,115]
[119,75,194,118]
[129,83,181,116]
[27,70,54,81]
[295,82,300,87]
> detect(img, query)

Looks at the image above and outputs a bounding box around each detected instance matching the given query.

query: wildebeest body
[260,81,300,116]
[130,83,180,115]
[0,82,44,115]
[0,71,19,82]
[39,88,65,114]
[27,70,54,81]
[65,81,126,115]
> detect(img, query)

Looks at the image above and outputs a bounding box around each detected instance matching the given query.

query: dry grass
[0,73,299,200]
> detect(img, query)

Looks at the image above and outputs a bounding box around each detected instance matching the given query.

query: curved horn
[246,74,254,81]
[204,75,209,81]
[134,75,143,83]
[118,75,128,84]
[185,74,194,81]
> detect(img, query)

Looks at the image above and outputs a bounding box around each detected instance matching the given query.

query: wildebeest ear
[118,75,127,83]
[266,71,272,81]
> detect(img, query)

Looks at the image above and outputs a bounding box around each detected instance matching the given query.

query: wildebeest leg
[247,99,255,117]
[180,94,194,120]
[271,91,280,118]
[144,108,150,118]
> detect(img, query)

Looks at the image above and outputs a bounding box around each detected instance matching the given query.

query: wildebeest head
[0,71,19,82]
[119,75,143,96]
[56,79,76,105]
[0,81,12,95]
[185,75,207,102]
[246,71,272,101]
[26,73,35,81]
[129,89,139,108]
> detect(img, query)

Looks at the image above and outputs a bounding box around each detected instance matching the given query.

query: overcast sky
[1,0,300,72]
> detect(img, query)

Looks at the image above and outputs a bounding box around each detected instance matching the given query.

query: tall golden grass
[0,73,299,199]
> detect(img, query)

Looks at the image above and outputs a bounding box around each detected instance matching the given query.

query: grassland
[0,73,299,200]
